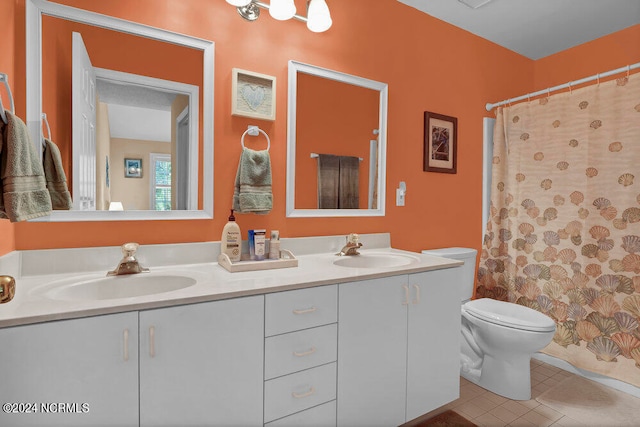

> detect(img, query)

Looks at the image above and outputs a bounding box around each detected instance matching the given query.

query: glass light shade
[226,0,252,6]
[269,0,296,20]
[306,0,332,32]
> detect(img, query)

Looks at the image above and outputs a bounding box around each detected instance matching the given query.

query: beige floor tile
[469,395,501,412]
[531,371,550,384]
[518,398,541,410]
[534,365,560,377]
[507,417,538,427]
[542,376,563,388]
[484,392,509,405]
[488,405,521,424]
[475,411,509,427]
[500,400,532,417]
[457,400,489,419]
[520,409,555,427]
[551,415,585,427]
[532,404,563,422]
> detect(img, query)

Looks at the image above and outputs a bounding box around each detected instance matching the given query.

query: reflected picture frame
[231,68,276,121]
[423,111,457,174]
[124,158,142,178]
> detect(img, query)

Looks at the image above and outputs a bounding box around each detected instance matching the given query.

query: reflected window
[151,153,172,211]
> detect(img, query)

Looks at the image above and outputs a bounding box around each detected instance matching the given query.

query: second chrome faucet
[337,233,362,256]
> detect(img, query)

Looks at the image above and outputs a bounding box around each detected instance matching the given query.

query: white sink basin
[45,274,197,301]
[333,253,419,269]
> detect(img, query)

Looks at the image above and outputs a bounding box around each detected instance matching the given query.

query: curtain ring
[627,65,631,78]
[569,81,573,94]
[596,73,600,86]
[547,88,551,99]
[527,93,531,103]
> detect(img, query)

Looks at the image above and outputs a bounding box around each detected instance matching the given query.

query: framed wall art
[124,158,142,178]
[232,68,276,121]
[423,111,457,174]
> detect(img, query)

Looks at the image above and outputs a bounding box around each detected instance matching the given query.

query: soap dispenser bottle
[221,209,241,262]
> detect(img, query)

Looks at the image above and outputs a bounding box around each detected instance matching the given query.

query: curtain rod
[485,62,640,111]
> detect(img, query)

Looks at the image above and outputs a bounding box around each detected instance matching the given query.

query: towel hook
[0,72,15,125]
[241,125,270,151]
[42,113,51,141]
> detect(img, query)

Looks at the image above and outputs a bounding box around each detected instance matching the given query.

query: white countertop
[0,235,462,328]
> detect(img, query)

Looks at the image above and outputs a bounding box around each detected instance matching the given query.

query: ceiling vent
[458,0,494,9]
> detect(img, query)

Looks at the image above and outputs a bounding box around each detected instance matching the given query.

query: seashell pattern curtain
[478,75,640,387]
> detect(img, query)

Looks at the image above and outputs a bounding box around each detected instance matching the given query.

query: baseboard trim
[533,352,640,399]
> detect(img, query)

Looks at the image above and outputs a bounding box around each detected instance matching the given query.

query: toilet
[421,247,556,400]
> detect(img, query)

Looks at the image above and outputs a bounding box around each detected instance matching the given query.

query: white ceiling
[397,0,640,60]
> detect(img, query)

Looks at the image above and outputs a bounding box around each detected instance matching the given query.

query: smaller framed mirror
[286,61,388,217]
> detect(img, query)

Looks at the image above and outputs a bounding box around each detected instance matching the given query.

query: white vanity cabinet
[263,285,338,426]
[139,295,264,427]
[337,267,461,426]
[0,312,139,427]
[0,295,264,427]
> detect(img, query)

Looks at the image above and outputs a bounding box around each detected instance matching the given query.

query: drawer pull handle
[293,346,317,357]
[149,326,156,358]
[412,284,421,305]
[402,285,410,305]
[123,329,129,362]
[292,306,317,315]
[292,386,316,399]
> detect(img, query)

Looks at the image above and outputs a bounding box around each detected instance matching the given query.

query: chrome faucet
[337,233,363,256]
[107,242,150,276]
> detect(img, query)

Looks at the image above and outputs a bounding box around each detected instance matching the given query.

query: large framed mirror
[26,0,214,221]
[286,61,387,218]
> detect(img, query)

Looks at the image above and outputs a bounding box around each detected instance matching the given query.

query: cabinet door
[139,295,264,427]
[406,268,461,420]
[0,313,139,427]
[337,276,408,427]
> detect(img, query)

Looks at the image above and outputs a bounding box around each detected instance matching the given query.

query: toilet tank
[421,247,478,303]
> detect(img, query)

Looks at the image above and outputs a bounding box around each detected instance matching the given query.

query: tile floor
[442,359,624,427]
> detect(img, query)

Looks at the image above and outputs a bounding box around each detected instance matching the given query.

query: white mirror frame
[286,60,388,218]
[26,0,214,221]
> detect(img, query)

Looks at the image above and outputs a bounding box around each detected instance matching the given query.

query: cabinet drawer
[265,400,336,427]
[265,285,337,336]
[264,362,337,423]
[265,324,337,380]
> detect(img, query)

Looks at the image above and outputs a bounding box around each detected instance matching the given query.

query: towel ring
[241,125,270,151]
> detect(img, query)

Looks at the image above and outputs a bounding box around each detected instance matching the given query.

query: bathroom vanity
[0,234,462,426]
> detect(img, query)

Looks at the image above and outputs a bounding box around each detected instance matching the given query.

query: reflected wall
[294,73,379,210]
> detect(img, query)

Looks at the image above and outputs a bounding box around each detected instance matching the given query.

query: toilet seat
[464,298,556,332]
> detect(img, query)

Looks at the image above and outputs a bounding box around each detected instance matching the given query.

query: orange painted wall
[8,0,536,253]
[534,24,640,91]
[295,73,379,209]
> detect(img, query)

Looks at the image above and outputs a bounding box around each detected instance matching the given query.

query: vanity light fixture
[226,0,332,32]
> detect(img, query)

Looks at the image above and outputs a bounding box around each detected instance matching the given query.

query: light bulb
[306,0,332,32]
[226,0,252,7]
[269,0,296,20]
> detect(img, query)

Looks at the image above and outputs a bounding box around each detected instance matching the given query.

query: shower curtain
[478,75,640,387]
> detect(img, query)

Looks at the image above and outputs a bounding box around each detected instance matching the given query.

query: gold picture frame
[231,68,276,121]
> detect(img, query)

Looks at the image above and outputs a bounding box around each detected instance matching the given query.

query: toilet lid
[464,298,556,332]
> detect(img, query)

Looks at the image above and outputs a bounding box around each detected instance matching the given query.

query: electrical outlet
[396,189,405,206]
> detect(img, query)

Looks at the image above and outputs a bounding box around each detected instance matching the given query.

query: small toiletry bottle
[269,230,280,260]
[248,230,256,259]
[253,229,266,260]
[221,209,241,262]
